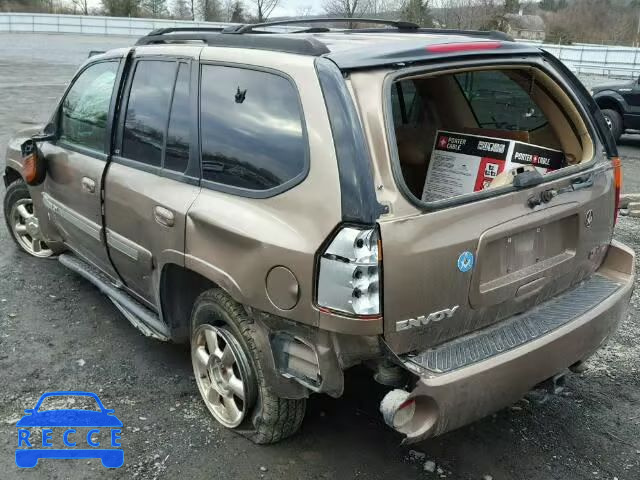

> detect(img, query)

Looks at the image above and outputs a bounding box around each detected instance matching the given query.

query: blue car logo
[15,391,123,468]
[457,251,474,273]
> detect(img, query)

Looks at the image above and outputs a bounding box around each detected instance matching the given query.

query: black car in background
[592,76,640,142]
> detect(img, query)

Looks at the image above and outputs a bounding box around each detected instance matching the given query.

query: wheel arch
[159,263,219,343]
[3,166,22,187]
[594,93,625,116]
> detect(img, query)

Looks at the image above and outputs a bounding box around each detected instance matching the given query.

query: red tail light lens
[426,41,502,53]
[612,157,622,225]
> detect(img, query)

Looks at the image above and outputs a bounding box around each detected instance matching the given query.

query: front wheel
[190,289,306,444]
[601,108,623,142]
[3,180,53,258]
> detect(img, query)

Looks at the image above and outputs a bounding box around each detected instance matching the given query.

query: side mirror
[104,409,115,415]
[23,409,34,415]
[32,123,56,143]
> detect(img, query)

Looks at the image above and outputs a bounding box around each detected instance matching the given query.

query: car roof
[134,27,541,71]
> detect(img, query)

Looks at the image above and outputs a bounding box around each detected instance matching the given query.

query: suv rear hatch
[347,51,618,354]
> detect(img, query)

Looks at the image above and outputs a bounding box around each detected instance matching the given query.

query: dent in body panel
[186,50,342,327]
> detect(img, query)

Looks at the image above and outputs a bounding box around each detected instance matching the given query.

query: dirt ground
[0,33,638,480]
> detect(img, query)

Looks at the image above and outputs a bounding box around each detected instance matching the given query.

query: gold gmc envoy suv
[2,19,635,444]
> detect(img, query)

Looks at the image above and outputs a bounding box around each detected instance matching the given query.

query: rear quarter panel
[186,49,342,327]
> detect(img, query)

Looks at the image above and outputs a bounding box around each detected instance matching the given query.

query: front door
[104,55,201,307]
[41,59,121,277]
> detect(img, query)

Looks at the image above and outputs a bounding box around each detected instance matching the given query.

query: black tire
[601,108,623,142]
[190,288,306,444]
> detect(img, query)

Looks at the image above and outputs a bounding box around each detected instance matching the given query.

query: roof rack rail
[145,26,227,36]
[224,17,420,34]
[135,32,330,56]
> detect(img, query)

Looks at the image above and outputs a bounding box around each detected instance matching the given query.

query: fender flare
[593,90,627,113]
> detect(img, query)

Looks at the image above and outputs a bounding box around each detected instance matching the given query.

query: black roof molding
[225,17,420,34]
[135,32,330,56]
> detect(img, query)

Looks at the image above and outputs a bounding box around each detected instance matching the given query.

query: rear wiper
[526,173,595,208]
[513,169,544,189]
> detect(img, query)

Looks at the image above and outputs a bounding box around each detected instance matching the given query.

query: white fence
[0,12,233,36]
[1,12,640,79]
[523,42,640,79]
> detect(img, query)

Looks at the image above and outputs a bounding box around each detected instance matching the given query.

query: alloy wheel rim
[192,324,252,428]
[9,198,53,258]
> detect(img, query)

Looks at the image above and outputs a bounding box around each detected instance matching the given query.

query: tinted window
[455,71,547,131]
[122,60,176,167]
[165,63,190,173]
[60,61,118,152]
[200,65,306,191]
[391,80,423,126]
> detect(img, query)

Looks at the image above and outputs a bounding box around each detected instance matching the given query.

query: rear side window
[455,71,547,132]
[59,61,118,152]
[122,60,176,167]
[200,65,307,192]
[165,63,191,173]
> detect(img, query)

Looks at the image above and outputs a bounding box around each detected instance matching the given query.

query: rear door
[104,53,200,307]
[354,63,617,354]
[41,59,122,276]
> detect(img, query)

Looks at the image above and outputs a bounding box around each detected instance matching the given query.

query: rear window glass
[455,71,547,132]
[390,68,585,204]
[199,65,307,192]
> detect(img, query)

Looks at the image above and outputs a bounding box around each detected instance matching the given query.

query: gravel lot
[0,33,639,480]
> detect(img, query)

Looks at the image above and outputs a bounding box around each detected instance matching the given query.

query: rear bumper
[393,240,635,444]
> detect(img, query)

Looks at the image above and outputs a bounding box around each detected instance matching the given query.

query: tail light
[612,157,622,224]
[316,226,381,318]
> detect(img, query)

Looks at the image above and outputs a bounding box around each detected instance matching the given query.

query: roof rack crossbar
[226,17,420,34]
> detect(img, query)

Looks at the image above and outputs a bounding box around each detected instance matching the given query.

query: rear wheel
[601,108,623,142]
[190,289,306,444]
[3,180,53,258]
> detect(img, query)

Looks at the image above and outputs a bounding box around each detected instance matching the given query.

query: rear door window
[199,65,307,193]
[122,60,176,167]
[455,70,547,132]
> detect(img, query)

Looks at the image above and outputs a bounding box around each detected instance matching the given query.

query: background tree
[401,0,432,26]
[323,0,368,18]
[503,0,519,14]
[249,0,280,22]
[229,0,245,21]
[198,0,221,20]
[71,0,89,14]
[101,0,141,16]
[172,0,191,18]
[143,0,168,17]
[538,0,556,11]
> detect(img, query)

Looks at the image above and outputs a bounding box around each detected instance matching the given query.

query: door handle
[81,177,96,194]
[153,206,175,227]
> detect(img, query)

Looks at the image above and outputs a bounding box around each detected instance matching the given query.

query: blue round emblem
[457,251,474,273]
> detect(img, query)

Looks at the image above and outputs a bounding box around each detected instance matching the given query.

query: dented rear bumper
[390,240,635,444]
